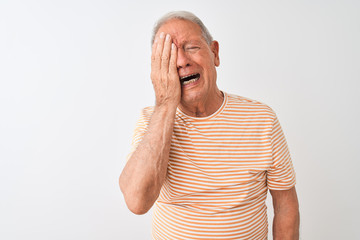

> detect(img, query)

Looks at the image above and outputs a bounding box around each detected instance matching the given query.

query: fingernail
[160,32,165,38]
[172,43,175,49]
[166,34,170,41]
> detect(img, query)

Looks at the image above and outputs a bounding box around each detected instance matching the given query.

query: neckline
[176,92,228,121]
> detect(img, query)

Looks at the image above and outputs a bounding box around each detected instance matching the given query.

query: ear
[210,41,220,67]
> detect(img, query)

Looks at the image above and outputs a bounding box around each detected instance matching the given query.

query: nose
[176,48,191,69]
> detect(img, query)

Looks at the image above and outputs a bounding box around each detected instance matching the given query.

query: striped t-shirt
[130,92,296,240]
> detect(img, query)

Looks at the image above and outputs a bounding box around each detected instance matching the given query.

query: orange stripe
[130,93,295,239]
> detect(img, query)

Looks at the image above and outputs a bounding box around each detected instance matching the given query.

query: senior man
[120,11,299,240]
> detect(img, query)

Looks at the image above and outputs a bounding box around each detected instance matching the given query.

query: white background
[1,0,359,239]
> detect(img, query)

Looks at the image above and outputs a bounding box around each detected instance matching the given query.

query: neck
[179,89,224,117]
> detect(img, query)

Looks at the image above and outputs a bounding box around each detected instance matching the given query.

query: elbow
[128,203,151,215]
[123,194,152,215]
[119,175,152,215]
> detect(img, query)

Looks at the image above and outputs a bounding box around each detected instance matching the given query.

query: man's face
[155,19,220,106]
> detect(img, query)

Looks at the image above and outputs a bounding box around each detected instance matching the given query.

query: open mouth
[180,73,200,86]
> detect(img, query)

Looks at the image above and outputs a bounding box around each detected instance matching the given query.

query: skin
[270,187,300,240]
[119,18,299,239]
[151,19,223,117]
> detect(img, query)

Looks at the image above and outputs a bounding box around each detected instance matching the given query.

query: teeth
[180,73,200,86]
[180,74,197,80]
[181,76,199,85]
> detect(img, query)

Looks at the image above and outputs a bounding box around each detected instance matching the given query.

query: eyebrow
[181,40,203,48]
[183,40,202,45]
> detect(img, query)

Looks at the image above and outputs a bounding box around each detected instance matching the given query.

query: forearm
[119,105,176,214]
[271,187,300,240]
[273,207,300,240]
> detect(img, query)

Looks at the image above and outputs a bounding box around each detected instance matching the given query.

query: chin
[181,90,204,105]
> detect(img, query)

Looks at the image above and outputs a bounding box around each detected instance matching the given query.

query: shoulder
[134,106,155,126]
[225,93,276,118]
[140,106,155,118]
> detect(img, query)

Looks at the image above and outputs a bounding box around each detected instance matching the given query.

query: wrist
[154,101,178,112]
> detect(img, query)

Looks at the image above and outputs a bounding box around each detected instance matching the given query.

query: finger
[169,43,178,76]
[154,32,165,67]
[161,34,172,73]
[151,36,159,70]
[151,36,158,61]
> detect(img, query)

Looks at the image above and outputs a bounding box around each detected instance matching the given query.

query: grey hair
[151,11,213,45]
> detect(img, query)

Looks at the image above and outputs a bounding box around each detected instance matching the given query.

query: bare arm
[119,33,180,215]
[270,186,300,240]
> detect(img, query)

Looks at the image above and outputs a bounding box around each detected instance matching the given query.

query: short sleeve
[267,114,296,190]
[126,107,154,161]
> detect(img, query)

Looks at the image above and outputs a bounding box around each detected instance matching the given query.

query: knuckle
[169,60,175,67]
[161,72,167,78]
[161,55,169,61]
[150,71,159,81]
